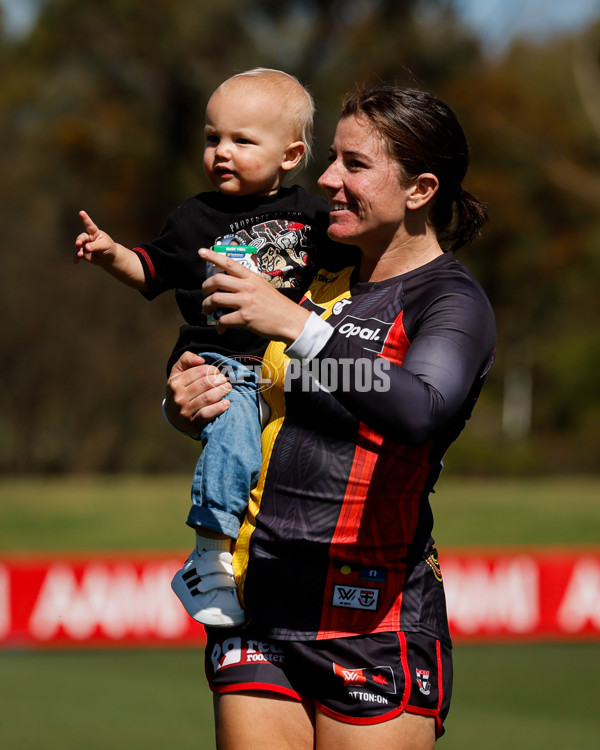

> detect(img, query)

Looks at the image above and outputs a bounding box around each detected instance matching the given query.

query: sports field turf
[1,475,599,749]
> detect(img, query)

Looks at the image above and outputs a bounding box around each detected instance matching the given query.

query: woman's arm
[164,352,233,436]
[165,250,311,435]
[198,248,495,444]
[291,289,496,443]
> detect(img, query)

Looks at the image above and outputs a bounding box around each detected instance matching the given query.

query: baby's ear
[282,141,306,172]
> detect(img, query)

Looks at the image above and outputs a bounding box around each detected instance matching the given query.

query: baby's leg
[171,354,262,627]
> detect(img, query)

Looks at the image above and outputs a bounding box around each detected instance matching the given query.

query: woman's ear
[281,141,307,172]
[406,173,439,209]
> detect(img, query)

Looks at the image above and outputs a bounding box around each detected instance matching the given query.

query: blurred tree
[1,0,260,473]
[1,0,484,474]
[443,21,600,471]
[1,0,598,474]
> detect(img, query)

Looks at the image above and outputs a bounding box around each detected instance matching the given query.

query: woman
[165,86,496,749]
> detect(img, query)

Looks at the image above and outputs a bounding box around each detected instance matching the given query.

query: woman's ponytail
[442,188,489,251]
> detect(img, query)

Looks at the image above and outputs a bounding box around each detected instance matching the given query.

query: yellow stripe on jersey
[306,266,355,319]
[233,337,288,603]
[232,266,355,598]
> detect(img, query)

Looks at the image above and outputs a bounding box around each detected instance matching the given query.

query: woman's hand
[200,248,311,346]
[164,352,233,436]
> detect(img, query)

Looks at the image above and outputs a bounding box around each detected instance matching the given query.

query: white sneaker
[171,547,245,627]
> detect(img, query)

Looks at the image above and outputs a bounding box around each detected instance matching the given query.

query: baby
[75,68,343,627]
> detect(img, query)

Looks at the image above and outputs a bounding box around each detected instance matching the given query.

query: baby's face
[203,86,297,197]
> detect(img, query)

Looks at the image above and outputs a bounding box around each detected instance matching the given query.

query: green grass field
[1,474,599,749]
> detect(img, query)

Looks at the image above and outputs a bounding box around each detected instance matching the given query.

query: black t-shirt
[132,185,356,368]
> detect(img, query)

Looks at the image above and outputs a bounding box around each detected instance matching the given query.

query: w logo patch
[332,584,379,610]
[333,663,397,694]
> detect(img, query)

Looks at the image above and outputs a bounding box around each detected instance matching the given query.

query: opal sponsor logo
[335,315,393,352]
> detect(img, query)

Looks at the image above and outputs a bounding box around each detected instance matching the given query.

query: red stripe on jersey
[405,640,445,738]
[398,631,412,707]
[318,313,432,639]
[133,246,157,280]
[381,309,410,365]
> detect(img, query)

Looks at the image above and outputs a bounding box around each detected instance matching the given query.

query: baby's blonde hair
[217,68,315,167]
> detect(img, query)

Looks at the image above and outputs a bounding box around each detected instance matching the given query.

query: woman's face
[318,115,413,253]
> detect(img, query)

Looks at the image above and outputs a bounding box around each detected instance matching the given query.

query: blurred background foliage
[1,0,599,475]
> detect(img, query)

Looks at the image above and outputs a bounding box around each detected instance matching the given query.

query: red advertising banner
[0,553,206,649]
[441,549,600,641]
[0,549,599,648]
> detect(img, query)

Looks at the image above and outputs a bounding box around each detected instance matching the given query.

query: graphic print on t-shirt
[216,219,313,289]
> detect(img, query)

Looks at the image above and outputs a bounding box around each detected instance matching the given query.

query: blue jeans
[186,354,262,539]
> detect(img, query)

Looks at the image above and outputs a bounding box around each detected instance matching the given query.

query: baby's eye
[236,137,253,145]
[205,134,219,144]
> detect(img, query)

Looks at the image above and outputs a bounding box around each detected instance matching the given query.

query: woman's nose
[318,163,339,191]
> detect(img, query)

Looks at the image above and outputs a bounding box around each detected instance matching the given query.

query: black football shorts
[205,627,452,738]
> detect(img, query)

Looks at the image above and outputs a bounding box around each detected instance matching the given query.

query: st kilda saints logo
[416,668,432,696]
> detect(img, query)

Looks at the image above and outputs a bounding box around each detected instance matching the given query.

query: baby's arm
[74,210,147,290]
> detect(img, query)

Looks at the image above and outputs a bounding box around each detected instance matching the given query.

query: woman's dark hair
[340,86,488,251]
